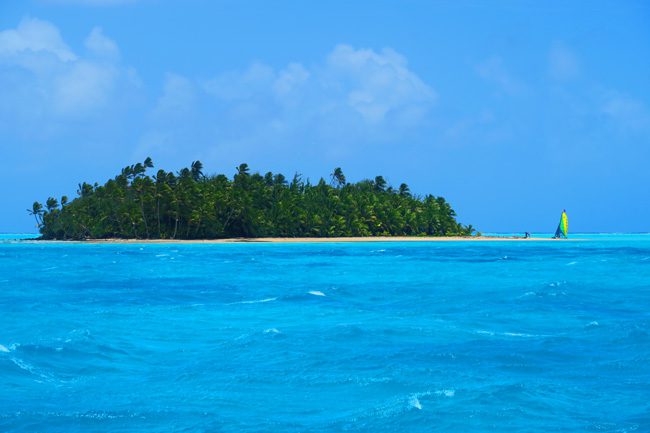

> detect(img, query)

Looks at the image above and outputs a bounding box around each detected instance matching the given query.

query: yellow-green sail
[554,210,568,238]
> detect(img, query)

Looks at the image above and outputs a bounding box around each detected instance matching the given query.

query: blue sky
[1,0,649,233]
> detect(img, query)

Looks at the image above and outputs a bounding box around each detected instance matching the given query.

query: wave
[408,396,422,410]
[476,330,545,338]
[436,389,455,397]
[408,389,455,410]
[308,290,326,297]
[228,297,278,305]
[502,332,537,337]
[8,357,56,382]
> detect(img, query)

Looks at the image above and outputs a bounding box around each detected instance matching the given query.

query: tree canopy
[33,159,475,240]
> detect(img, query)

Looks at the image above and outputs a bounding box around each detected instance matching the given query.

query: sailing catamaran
[553,210,568,239]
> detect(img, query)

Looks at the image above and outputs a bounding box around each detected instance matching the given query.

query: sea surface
[1,234,649,432]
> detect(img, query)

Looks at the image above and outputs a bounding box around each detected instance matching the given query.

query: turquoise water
[1,235,649,432]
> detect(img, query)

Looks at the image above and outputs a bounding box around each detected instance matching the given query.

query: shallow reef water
[1,234,649,432]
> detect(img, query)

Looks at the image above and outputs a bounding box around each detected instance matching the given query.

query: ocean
[1,234,649,432]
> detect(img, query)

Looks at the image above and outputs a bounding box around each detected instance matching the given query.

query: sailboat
[553,210,568,239]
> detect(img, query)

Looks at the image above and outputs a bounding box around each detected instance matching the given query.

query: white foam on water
[11,358,51,380]
[264,328,281,334]
[155,254,169,258]
[407,388,454,411]
[308,290,326,297]
[408,396,422,410]
[586,321,599,327]
[0,344,10,353]
[503,332,535,337]
[477,330,541,338]
[229,297,278,305]
[566,261,577,266]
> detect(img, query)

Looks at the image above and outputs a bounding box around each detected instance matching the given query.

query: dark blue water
[1,235,649,432]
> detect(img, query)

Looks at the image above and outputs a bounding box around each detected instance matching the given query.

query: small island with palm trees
[29,158,476,241]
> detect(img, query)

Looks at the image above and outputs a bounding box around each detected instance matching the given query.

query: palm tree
[237,163,250,176]
[374,176,387,192]
[399,183,410,197]
[331,167,346,187]
[27,202,44,228]
[46,197,59,212]
[77,182,93,197]
[191,160,203,181]
[273,173,287,186]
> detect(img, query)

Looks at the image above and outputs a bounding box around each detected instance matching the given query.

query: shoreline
[30,236,571,244]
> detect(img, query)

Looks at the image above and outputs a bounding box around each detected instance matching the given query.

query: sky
[1,0,649,233]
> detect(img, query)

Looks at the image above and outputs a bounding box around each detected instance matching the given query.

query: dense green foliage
[32,159,474,240]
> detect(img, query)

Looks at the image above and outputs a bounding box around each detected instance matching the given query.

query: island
[29,158,475,240]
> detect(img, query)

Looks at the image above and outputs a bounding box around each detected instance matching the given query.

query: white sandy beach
[75,236,566,244]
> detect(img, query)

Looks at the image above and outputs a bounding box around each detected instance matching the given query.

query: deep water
[1,235,649,432]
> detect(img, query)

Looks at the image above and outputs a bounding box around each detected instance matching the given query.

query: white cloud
[203,44,435,125]
[272,63,310,104]
[138,74,200,158]
[85,27,120,60]
[325,45,435,124]
[153,73,196,117]
[602,93,650,132]
[0,17,139,128]
[138,44,436,166]
[41,0,139,5]
[549,43,579,81]
[204,63,276,101]
[0,17,76,62]
[53,61,117,114]
[477,56,525,95]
